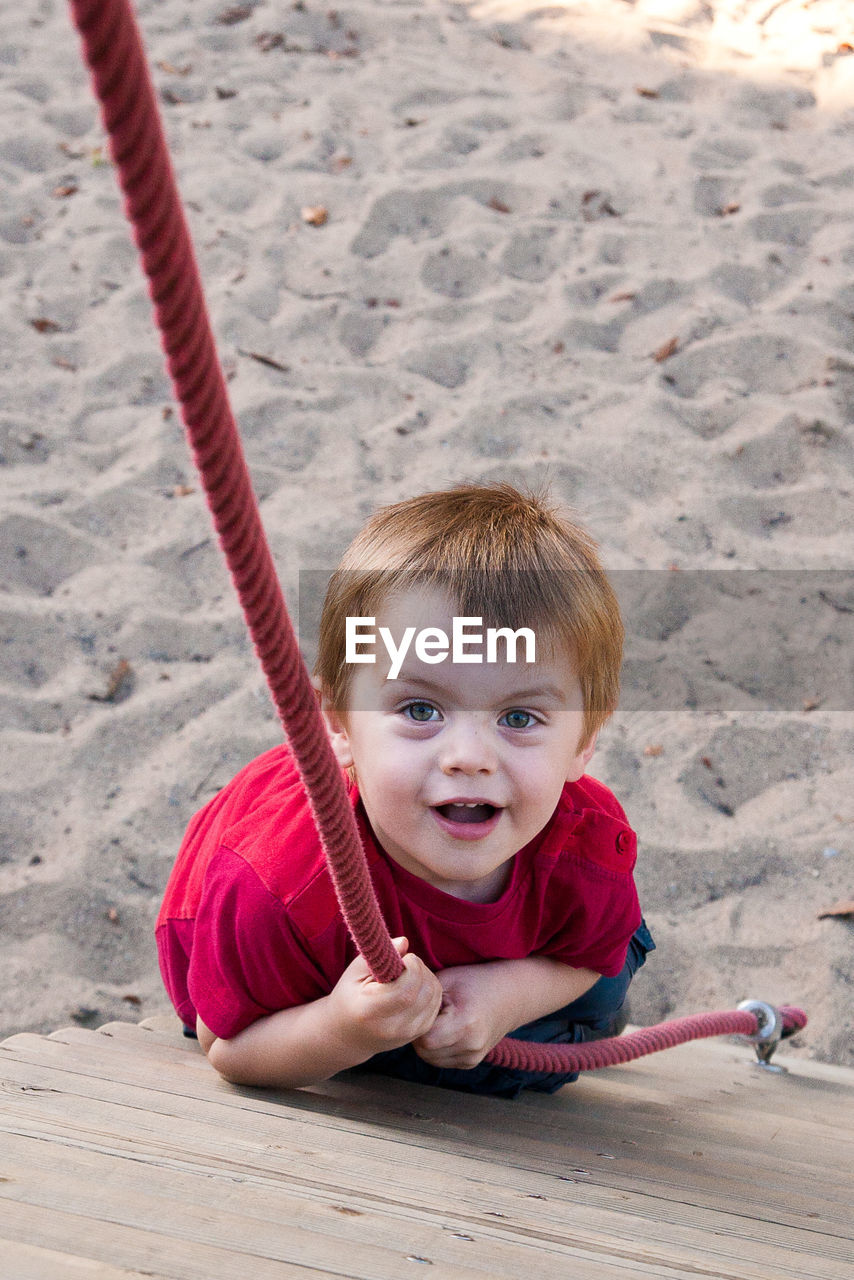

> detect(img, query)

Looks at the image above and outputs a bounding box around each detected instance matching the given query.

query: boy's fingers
[400,952,440,990]
[346,939,413,988]
[414,1022,450,1053]
[414,999,450,1043]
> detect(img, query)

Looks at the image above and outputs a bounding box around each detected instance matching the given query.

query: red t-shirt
[156,743,641,1040]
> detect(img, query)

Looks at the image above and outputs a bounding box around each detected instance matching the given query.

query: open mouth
[434,802,498,825]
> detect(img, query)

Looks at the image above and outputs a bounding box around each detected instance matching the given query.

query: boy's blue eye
[404,701,439,723]
[502,709,534,730]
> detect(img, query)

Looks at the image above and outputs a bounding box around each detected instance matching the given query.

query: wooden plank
[1,1125,836,1280]
[0,1199,330,1280]
[131,1013,854,1097]
[26,1021,854,1169]
[1,1090,791,1280]
[100,1020,204,1050]
[48,1018,854,1122]
[43,1021,854,1143]
[0,1133,502,1280]
[4,1029,851,1230]
[1,1037,851,1280]
[0,1129,713,1280]
[1,1237,174,1279]
[3,1029,850,1269]
[5,1029,847,1223]
[139,1015,205,1040]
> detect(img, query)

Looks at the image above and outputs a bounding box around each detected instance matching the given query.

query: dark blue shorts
[350,920,656,1099]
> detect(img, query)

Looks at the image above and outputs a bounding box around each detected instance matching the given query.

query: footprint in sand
[404,340,476,389]
[750,208,827,248]
[0,126,55,174]
[0,607,77,690]
[0,196,45,245]
[338,307,387,358]
[421,246,494,299]
[689,134,754,171]
[760,181,815,208]
[679,722,830,816]
[718,485,852,540]
[660,333,820,400]
[0,514,99,597]
[824,282,854,348]
[85,352,171,408]
[351,181,524,259]
[708,255,791,307]
[460,400,565,461]
[237,397,325,471]
[0,418,51,466]
[724,414,807,489]
[499,227,557,283]
[351,189,451,259]
[732,83,816,130]
[693,174,742,218]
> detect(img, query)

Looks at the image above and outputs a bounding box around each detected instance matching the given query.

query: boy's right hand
[328,937,443,1057]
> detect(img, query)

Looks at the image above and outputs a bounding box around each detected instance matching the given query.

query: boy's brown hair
[314,483,624,747]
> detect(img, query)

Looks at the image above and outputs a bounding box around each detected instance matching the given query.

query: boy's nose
[438,720,497,775]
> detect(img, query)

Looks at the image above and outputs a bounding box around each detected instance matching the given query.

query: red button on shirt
[616,830,632,854]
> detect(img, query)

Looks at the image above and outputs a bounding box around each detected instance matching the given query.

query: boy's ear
[566,732,597,783]
[317,686,355,770]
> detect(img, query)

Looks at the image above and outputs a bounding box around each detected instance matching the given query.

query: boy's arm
[198,996,364,1088]
[198,938,443,1089]
[411,957,599,1071]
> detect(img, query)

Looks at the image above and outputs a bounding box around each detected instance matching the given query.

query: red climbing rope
[68,0,404,988]
[68,0,807,1074]
[492,1005,807,1074]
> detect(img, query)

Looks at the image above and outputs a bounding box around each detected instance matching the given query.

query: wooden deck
[0,1018,851,1279]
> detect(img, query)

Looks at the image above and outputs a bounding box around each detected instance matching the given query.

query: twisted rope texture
[69,0,404,985]
[485,1005,807,1073]
[69,0,807,1074]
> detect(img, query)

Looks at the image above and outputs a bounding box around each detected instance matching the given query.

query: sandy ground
[1,0,852,1070]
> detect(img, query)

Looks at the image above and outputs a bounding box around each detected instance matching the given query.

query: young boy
[156,483,654,1098]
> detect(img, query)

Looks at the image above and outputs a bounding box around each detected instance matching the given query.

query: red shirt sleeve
[187,848,333,1040]
[534,780,642,977]
[538,858,641,976]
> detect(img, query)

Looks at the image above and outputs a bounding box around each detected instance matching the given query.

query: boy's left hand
[410,964,513,1070]
[410,956,600,1071]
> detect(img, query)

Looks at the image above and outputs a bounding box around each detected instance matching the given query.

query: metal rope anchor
[738,999,786,1071]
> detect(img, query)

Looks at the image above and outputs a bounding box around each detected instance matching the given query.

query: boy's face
[322,587,596,903]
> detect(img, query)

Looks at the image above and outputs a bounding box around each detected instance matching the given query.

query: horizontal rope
[485,1005,807,1073]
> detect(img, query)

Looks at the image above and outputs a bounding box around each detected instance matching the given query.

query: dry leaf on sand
[89,659,134,704]
[817,900,854,920]
[301,205,329,226]
[653,336,679,362]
